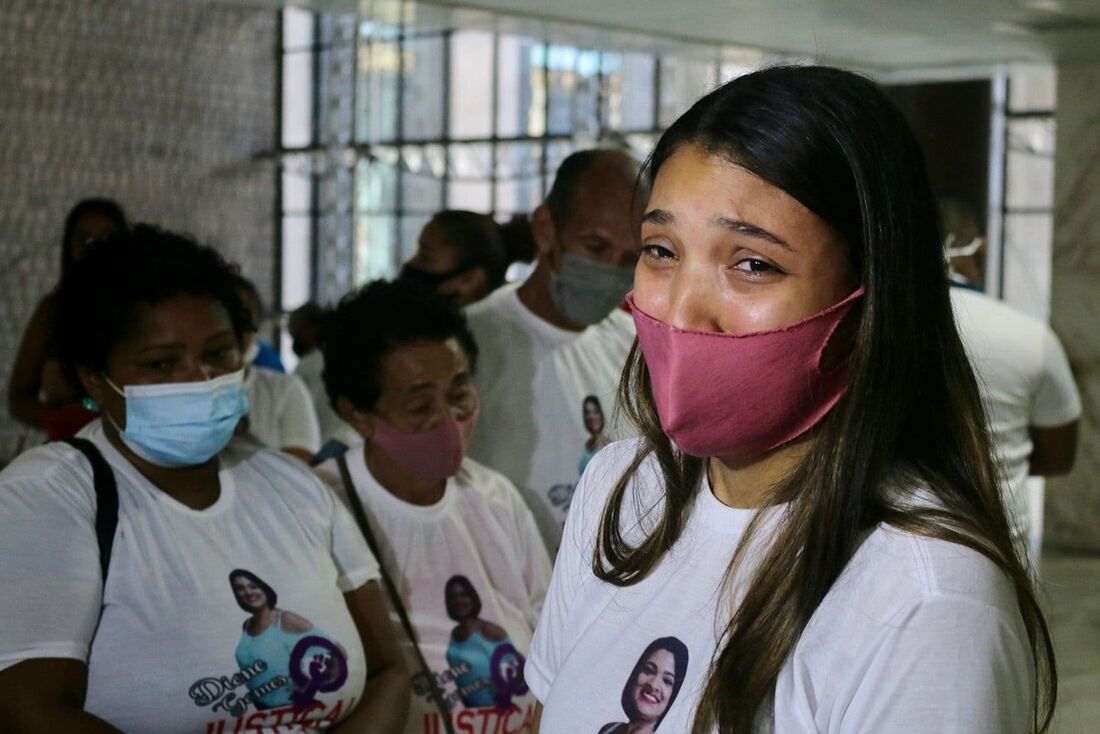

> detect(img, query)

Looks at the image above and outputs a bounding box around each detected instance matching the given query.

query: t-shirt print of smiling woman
[228,569,348,712]
[598,637,690,734]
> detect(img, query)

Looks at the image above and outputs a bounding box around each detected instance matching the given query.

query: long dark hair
[620,637,689,730]
[595,65,1054,733]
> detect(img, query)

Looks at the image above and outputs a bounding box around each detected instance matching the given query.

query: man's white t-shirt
[315,448,551,734]
[244,367,323,454]
[528,439,1035,733]
[951,288,1081,553]
[466,283,635,550]
[0,421,379,733]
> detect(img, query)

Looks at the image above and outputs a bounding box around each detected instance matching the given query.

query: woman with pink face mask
[526,66,1054,734]
[314,281,551,734]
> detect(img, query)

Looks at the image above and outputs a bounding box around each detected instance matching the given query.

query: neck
[626,722,656,734]
[102,421,222,510]
[363,442,447,507]
[250,607,277,632]
[516,258,584,332]
[707,433,815,509]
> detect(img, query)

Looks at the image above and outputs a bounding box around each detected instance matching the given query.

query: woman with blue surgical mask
[0,225,409,733]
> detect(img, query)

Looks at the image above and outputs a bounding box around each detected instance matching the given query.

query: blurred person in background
[8,198,128,439]
[398,210,535,307]
[289,302,356,449]
[232,276,285,373]
[232,275,321,462]
[942,200,1081,565]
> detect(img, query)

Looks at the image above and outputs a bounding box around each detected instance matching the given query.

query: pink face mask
[629,288,864,461]
[370,407,479,482]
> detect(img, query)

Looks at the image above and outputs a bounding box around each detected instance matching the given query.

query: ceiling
[256,0,1100,70]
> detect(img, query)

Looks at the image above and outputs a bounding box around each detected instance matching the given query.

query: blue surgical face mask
[103,370,250,468]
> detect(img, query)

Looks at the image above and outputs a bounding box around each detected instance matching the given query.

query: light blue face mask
[103,370,250,468]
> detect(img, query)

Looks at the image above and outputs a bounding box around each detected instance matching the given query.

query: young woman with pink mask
[526,66,1054,733]
[314,281,551,734]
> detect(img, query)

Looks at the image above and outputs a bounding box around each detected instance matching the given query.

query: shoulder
[578,437,657,506]
[592,307,637,344]
[951,289,1047,345]
[466,284,518,319]
[228,443,334,509]
[478,620,508,641]
[455,457,524,503]
[566,438,663,547]
[808,522,1021,651]
[465,285,527,339]
[0,441,98,523]
[248,367,303,393]
[280,610,314,633]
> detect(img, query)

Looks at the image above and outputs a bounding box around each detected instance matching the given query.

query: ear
[530,204,558,260]
[336,396,374,440]
[77,366,109,408]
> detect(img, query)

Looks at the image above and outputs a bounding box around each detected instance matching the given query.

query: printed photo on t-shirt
[441,574,529,711]
[598,637,690,734]
[187,569,354,729]
[578,394,610,479]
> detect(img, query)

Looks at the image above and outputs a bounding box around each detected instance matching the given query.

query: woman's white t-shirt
[528,439,1035,733]
[0,421,379,734]
[315,448,552,734]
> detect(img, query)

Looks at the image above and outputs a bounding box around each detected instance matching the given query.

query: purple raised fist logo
[489,642,528,710]
[289,635,349,709]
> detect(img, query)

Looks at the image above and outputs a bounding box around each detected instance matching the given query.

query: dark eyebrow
[642,209,674,225]
[714,216,792,250]
[135,343,183,355]
[644,209,792,251]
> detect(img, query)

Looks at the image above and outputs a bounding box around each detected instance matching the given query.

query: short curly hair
[322,279,478,412]
[54,224,252,379]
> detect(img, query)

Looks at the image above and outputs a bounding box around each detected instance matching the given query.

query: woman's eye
[641,244,675,261]
[449,389,474,407]
[733,258,779,275]
[143,359,174,372]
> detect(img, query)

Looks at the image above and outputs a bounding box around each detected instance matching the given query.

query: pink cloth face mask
[370,407,479,481]
[629,287,865,461]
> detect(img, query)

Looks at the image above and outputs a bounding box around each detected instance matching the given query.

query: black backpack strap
[336,452,457,734]
[58,438,118,582]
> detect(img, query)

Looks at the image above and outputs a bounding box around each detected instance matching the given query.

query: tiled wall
[1045,64,1100,552]
[0,0,278,459]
